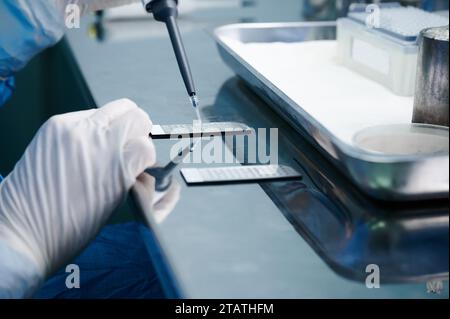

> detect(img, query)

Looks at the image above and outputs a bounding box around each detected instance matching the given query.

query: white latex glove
[132,173,181,225]
[0,99,155,298]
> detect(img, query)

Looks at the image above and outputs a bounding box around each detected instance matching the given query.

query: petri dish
[353,124,449,156]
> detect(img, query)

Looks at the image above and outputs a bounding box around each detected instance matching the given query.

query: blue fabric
[34,222,165,299]
[0,76,15,106]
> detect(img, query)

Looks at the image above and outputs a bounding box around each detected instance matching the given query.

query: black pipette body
[144,0,198,107]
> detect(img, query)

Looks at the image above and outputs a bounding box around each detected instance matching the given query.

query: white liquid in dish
[353,124,449,156]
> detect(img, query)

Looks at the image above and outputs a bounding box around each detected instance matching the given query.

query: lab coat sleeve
[0,1,64,78]
[0,0,140,79]
[0,239,42,299]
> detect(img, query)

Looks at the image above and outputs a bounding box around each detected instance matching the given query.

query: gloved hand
[0,99,155,298]
[0,0,139,78]
[132,173,181,224]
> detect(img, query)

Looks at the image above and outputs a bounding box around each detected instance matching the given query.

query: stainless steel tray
[214,22,449,201]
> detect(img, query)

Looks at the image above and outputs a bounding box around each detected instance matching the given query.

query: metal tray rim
[214,22,449,200]
[214,22,449,164]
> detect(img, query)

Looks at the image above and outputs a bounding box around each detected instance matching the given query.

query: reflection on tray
[209,77,449,284]
[264,180,449,284]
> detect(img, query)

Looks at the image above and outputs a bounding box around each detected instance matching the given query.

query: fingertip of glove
[110,98,138,109]
[91,98,139,125]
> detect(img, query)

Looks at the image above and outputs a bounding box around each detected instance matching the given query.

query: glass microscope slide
[181,165,302,185]
[150,122,254,139]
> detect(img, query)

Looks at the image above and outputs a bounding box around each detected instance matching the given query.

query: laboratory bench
[3,0,447,298]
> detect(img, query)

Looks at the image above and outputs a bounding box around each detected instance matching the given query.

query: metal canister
[412,25,449,127]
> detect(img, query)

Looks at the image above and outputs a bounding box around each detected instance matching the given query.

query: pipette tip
[190,94,199,108]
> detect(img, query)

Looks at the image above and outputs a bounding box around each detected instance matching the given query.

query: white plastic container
[337,5,448,96]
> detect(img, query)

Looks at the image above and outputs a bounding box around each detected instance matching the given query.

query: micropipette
[142,0,199,109]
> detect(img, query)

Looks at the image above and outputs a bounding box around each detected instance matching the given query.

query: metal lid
[422,25,449,42]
